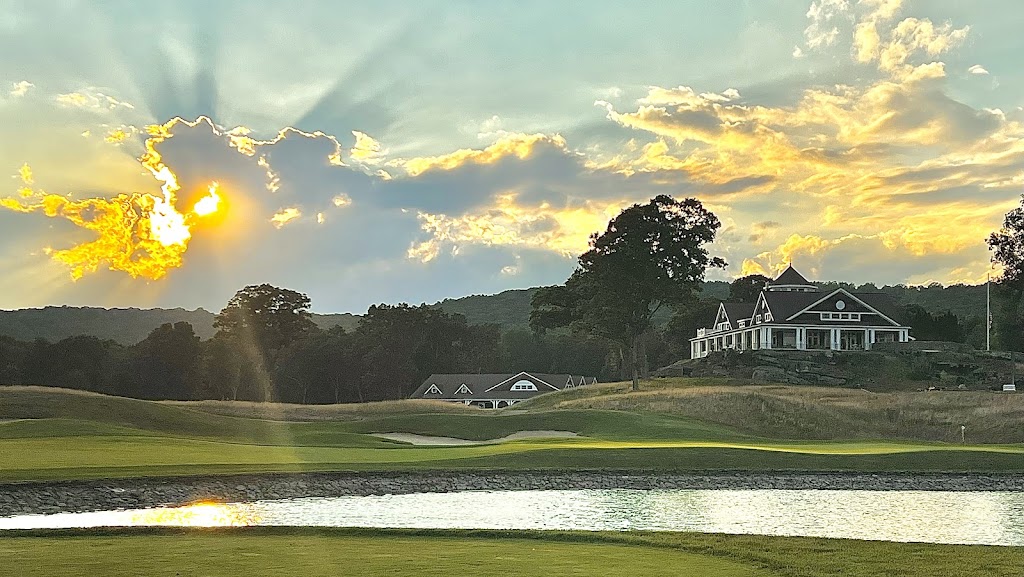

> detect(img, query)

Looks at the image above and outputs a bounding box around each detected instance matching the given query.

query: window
[424,384,442,395]
[455,384,472,395]
[764,312,773,322]
[820,312,861,321]
[511,380,537,391]
[756,314,762,323]
[738,320,746,328]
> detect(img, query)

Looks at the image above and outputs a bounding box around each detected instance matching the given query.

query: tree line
[0,293,635,403]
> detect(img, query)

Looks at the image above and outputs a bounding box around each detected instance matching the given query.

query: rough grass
[521,378,1024,443]
[1,528,1021,577]
[162,396,478,421]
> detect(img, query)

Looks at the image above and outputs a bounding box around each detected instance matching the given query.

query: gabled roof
[778,288,908,327]
[845,292,906,326]
[722,303,755,327]
[761,291,822,320]
[771,265,814,287]
[410,372,597,400]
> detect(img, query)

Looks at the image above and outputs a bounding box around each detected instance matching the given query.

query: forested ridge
[0,280,988,344]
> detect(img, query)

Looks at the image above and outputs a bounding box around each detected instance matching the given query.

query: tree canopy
[532,195,725,390]
[214,284,317,356]
[989,194,1024,285]
[728,274,771,303]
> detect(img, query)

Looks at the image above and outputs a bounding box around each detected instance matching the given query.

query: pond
[3,489,1024,546]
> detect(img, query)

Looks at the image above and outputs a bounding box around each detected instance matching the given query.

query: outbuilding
[410,371,597,408]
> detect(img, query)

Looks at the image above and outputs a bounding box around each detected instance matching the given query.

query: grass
[1,528,1022,576]
[2,383,1024,482]
[521,378,1024,444]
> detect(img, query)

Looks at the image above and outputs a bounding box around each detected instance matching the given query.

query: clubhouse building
[411,371,597,409]
[690,265,911,359]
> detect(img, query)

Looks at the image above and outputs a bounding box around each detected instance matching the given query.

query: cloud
[968,64,990,75]
[9,81,33,97]
[396,132,569,177]
[804,0,850,49]
[55,89,135,111]
[270,207,302,229]
[350,130,384,162]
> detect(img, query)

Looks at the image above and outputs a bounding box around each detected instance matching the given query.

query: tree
[214,284,317,364]
[533,195,725,391]
[728,274,771,303]
[132,322,202,399]
[988,194,1024,352]
[989,194,1024,285]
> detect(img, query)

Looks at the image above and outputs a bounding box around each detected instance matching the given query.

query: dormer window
[424,384,442,395]
[511,380,537,391]
[455,384,473,395]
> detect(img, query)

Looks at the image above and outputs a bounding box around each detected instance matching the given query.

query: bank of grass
[1,528,1021,577]
[521,378,1024,444]
[3,383,1024,482]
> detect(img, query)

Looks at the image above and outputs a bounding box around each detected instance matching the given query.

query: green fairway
[2,384,1024,482]
[1,528,1021,577]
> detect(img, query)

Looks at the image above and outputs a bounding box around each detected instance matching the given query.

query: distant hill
[432,281,732,329]
[0,280,989,345]
[433,288,540,328]
[0,307,360,346]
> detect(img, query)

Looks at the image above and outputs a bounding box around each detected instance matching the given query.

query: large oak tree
[532,195,725,391]
[988,194,1024,351]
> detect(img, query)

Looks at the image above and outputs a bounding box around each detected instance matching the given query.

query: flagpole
[986,273,991,352]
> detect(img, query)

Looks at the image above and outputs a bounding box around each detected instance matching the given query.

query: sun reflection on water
[0,502,260,530]
[129,502,260,527]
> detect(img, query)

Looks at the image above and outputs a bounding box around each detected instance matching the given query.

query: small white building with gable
[690,265,911,359]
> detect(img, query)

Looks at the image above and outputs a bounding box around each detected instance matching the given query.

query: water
[3,489,1024,546]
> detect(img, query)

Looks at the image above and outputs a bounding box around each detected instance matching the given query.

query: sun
[193,182,223,217]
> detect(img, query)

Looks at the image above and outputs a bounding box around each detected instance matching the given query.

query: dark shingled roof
[722,303,755,327]
[764,289,907,326]
[772,265,813,286]
[762,291,822,321]
[410,372,596,401]
[854,292,906,325]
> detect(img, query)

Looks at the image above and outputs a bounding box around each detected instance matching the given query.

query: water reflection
[3,489,1024,546]
[0,502,260,530]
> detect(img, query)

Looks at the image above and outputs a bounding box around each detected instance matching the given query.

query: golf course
[3,379,1024,575]
[2,379,1024,482]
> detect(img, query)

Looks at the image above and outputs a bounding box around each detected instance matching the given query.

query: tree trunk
[639,335,650,379]
[630,335,640,392]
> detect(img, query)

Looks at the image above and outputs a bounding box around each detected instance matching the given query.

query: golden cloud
[55,90,135,111]
[408,194,625,263]
[270,207,302,229]
[398,133,568,176]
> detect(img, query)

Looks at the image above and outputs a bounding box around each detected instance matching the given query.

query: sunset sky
[2,0,1022,313]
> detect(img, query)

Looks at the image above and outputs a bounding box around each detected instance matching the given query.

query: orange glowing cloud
[0,120,228,280]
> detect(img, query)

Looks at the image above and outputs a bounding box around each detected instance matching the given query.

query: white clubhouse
[690,266,911,359]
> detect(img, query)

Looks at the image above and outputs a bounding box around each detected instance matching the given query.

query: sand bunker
[372,430,578,446]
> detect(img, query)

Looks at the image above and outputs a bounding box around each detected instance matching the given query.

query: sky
[1,0,1022,313]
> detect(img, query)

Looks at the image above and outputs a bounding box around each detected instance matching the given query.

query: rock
[751,366,788,384]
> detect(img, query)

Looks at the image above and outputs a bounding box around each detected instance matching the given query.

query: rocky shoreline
[2,471,1023,518]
